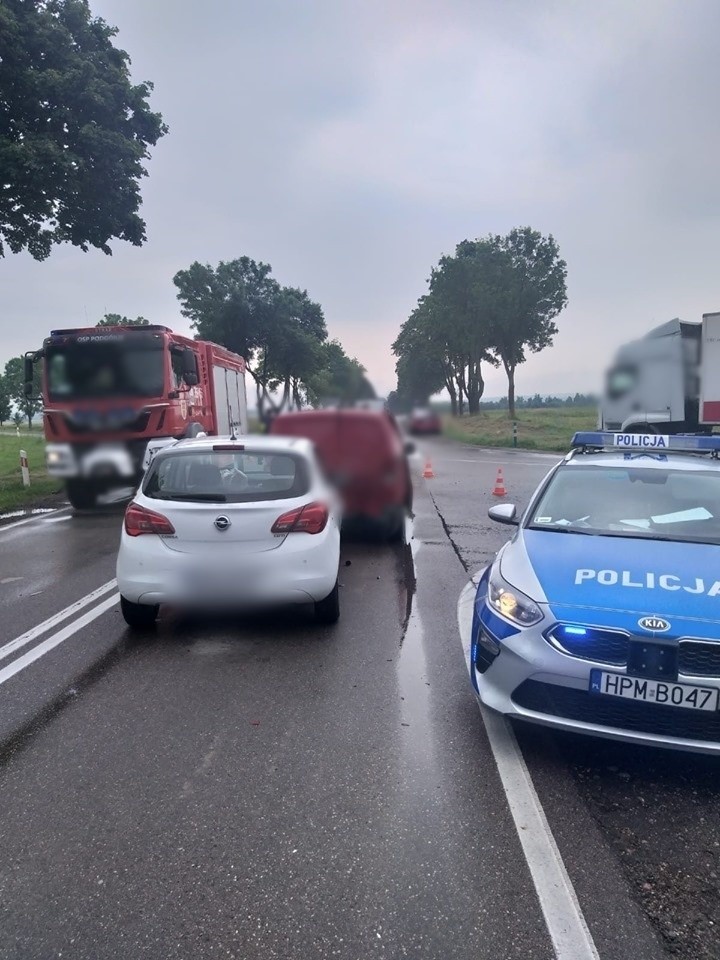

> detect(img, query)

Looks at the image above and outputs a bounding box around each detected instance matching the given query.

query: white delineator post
[20,450,30,487]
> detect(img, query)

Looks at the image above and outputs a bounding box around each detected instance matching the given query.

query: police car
[471,432,720,754]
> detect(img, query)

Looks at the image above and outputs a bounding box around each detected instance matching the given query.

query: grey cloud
[2,0,720,400]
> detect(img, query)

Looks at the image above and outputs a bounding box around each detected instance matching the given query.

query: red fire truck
[24,325,248,509]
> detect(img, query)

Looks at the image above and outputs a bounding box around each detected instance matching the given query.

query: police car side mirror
[488,504,518,526]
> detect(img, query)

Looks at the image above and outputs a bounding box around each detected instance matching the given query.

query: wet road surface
[0,436,710,958]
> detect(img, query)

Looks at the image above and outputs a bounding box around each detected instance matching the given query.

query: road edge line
[0,506,71,533]
[0,594,119,687]
[0,579,118,664]
[457,579,600,960]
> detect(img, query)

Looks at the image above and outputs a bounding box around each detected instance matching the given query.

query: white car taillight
[271,502,329,535]
[124,502,176,537]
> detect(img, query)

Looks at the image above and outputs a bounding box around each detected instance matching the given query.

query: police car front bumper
[472,602,720,756]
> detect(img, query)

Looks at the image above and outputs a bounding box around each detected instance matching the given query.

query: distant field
[443,406,597,452]
[0,433,61,512]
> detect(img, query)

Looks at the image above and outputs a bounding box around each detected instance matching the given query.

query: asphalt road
[0,435,715,960]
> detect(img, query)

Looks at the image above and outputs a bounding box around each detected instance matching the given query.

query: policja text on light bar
[571,432,720,453]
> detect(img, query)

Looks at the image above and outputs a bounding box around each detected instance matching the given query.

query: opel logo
[638,616,670,633]
[214,516,231,531]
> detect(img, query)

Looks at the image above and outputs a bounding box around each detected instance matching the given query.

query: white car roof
[155,435,316,458]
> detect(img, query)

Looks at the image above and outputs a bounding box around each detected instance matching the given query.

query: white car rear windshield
[528,464,720,544]
[143,451,310,503]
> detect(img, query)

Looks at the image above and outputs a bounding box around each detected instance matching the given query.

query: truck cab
[600,318,702,434]
[26,325,247,509]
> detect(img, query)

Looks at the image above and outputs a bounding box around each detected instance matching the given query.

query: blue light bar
[563,626,588,636]
[571,431,720,453]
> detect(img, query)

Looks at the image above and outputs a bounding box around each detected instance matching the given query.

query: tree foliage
[306,341,375,406]
[0,375,12,423]
[0,0,168,260]
[96,313,149,326]
[173,256,372,419]
[393,227,568,417]
[4,356,42,427]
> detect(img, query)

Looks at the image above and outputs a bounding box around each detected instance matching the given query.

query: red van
[269,408,413,540]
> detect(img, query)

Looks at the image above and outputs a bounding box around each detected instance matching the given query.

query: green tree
[96,314,150,326]
[0,375,12,424]
[173,257,330,421]
[393,294,476,415]
[474,228,567,418]
[306,341,375,406]
[12,411,23,429]
[4,356,42,428]
[0,0,168,260]
[395,227,567,419]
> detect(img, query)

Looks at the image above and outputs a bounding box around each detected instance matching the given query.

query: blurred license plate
[590,670,718,711]
[185,566,257,595]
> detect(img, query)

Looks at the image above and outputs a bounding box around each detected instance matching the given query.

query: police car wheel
[120,596,159,630]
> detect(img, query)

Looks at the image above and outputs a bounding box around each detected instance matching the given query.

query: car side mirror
[488,504,519,526]
[182,349,199,386]
[404,441,416,455]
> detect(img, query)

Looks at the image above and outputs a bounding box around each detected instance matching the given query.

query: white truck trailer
[599,312,720,434]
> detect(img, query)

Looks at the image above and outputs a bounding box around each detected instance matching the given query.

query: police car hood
[505,529,720,632]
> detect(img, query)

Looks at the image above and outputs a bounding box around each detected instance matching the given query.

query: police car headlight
[488,567,543,626]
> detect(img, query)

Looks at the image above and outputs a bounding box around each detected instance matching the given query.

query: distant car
[472,431,720,754]
[116,435,341,628]
[269,408,412,541]
[408,407,442,435]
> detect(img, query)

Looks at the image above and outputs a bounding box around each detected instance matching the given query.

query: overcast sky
[2,0,720,399]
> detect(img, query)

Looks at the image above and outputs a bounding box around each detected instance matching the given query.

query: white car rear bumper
[117,528,339,607]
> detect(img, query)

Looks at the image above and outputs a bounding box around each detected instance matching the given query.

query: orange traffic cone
[423,459,435,479]
[492,467,507,497]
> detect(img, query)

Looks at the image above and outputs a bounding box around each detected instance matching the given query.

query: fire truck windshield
[46,337,166,401]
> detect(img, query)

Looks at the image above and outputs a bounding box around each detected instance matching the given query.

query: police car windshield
[528,464,720,544]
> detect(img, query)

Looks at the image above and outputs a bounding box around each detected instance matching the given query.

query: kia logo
[638,616,670,633]
[214,516,231,531]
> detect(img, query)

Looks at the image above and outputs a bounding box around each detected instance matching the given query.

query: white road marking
[0,593,119,687]
[456,579,600,960]
[0,507,71,533]
[0,579,117,664]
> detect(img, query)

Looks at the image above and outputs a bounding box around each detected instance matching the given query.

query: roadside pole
[20,450,30,487]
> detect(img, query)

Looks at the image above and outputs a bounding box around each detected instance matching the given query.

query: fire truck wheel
[184,422,204,438]
[66,479,97,510]
[120,596,159,630]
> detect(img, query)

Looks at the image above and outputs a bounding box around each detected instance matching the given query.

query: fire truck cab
[25,325,247,509]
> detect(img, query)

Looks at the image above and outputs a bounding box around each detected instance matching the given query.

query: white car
[116,435,341,628]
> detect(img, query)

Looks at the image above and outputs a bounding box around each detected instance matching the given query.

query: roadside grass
[0,433,62,512]
[443,406,598,453]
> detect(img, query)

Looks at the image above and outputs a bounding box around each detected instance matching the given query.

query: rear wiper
[154,492,227,502]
